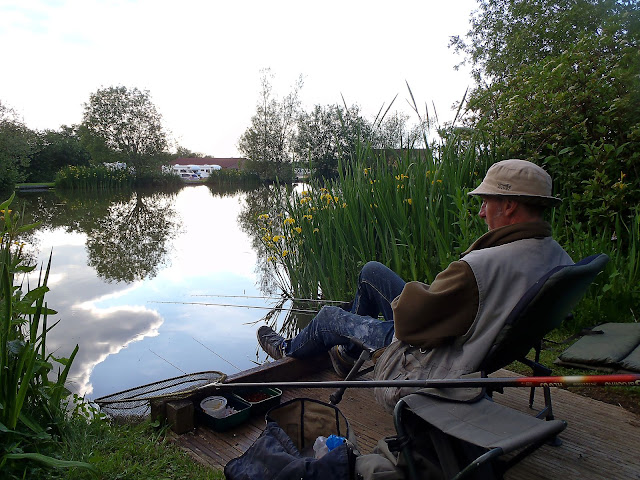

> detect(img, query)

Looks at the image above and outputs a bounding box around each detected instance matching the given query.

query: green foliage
[80,86,169,176]
[553,204,640,330]
[0,101,36,193]
[294,104,374,179]
[55,164,135,190]
[451,0,639,83]
[48,414,223,480]
[28,126,91,183]
[134,170,184,189]
[251,133,489,302]
[453,0,640,230]
[206,168,261,186]
[248,133,638,333]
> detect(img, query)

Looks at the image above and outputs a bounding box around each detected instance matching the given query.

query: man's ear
[503,198,519,217]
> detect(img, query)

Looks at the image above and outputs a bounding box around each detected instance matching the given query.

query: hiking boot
[257,326,285,360]
[329,345,358,378]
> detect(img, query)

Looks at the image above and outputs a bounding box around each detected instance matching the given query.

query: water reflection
[237,184,296,295]
[14,185,273,399]
[16,189,180,284]
[85,191,180,283]
[237,183,320,340]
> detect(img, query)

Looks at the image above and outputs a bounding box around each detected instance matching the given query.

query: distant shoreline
[15,183,55,192]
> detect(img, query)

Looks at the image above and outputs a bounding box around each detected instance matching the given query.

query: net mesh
[94,371,226,420]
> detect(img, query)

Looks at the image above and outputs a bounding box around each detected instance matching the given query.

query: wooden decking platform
[172,357,640,479]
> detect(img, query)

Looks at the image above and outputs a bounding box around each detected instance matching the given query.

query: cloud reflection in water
[22,186,268,400]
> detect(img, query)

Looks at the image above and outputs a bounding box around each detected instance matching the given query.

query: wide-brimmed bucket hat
[468,159,561,207]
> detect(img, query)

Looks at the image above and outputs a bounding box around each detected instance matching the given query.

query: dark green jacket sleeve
[391,261,478,348]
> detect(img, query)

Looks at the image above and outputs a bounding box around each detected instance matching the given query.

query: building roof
[172,157,246,169]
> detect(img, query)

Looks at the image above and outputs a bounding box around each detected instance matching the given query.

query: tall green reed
[553,203,640,329]
[0,194,94,477]
[255,133,489,302]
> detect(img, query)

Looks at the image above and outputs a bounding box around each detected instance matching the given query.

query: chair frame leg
[393,399,420,480]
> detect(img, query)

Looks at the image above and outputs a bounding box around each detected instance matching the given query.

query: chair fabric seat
[402,393,567,454]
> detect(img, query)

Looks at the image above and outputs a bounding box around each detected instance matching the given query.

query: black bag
[224,398,358,480]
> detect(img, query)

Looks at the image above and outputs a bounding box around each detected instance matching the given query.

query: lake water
[14,185,288,400]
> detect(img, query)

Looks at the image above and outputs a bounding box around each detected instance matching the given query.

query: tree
[80,86,169,175]
[294,104,372,179]
[238,69,303,182]
[0,101,35,193]
[451,0,639,84]
[371,111,428,150]
[27,126,90,182]
[452,0,640,225]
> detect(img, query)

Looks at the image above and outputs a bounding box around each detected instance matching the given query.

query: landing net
[94,371,226,420]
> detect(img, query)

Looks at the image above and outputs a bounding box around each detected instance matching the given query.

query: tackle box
[196,394,251,431]
[232,388,283,416]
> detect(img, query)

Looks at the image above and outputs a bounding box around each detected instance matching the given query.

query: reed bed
[207,168,261,187]
[55,164,134,190]
[256,136,490,302]
[253,138,639,332]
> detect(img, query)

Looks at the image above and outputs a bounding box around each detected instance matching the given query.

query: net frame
[94,371,226,419]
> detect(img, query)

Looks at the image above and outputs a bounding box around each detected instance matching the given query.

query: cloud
[0,0,475,156]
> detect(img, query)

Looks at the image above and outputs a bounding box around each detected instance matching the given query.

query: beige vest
[374,236,572,412]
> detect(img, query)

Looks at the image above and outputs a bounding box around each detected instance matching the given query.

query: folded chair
[391,253,610,480]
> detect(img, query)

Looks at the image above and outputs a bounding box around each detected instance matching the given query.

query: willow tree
[238,69,303,182]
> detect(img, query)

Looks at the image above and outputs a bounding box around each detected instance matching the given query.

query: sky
[1,0,478,158]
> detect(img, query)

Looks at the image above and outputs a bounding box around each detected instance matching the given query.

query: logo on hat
[497,182,512,191]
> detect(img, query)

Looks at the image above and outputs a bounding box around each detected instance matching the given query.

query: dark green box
[232,388,282,416]
[196,395,250,432]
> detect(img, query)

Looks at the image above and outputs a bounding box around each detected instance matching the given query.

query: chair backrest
[480,253,610,374]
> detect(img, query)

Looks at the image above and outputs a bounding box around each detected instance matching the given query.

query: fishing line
[191,337,241,372]
[148,300,318,314]
[191,293,345,304]
[148,349,186,374]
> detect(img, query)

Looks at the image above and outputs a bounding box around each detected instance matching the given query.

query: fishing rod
[203,373,640,391]
[148,300,318,314]
[191,293,346,304]
[95,373,640,406]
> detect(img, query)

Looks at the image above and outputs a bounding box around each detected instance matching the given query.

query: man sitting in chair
[257,159,572,411]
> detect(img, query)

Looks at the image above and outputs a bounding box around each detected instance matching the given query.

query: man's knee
[314,305,341,325]
[360,261,389,282]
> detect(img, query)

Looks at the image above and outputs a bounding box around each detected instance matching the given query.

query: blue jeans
[284,262,406,358]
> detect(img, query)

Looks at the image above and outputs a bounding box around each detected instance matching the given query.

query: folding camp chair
[391,253,609,480]
[479,253,610,420]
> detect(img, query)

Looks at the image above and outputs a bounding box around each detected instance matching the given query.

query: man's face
[478,196,510,230]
